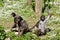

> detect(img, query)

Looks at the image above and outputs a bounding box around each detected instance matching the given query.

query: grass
[0,11,60,40]
[0,0,60,40]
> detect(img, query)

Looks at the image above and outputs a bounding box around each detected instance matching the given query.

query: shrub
[0,26,6,40]
[7,32,40,40]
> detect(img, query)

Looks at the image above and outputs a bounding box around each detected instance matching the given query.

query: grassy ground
[0,0,60,40]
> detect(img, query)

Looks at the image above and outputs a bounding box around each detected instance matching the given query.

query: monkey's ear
[11,12,16,17]
[11,12,15,15]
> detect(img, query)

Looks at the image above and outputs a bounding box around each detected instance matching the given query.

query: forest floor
[0,13,60,40]
[0,0,60,40]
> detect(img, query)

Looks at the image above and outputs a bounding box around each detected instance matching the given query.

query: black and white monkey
[30,8,51,36]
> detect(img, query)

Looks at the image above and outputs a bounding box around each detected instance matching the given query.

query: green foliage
[32,0,35,6]
[40,31,60,40]
[0,0,60,40]
[7,32,40,40]
[0,26,6,40]
[42,0,54,13]
[32,0,35,11]
[0,0,3,2]
[0,2,4,7]
[0,0,4,7]
[6,32,18,40]
[50,36,60,40]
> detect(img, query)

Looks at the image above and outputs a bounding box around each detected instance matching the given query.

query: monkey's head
[40,15,45,21]
[11,12,16,17]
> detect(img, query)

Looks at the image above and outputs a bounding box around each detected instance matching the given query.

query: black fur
[40,15,45,21]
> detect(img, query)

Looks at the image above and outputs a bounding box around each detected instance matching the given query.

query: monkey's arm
[44,8,51,22]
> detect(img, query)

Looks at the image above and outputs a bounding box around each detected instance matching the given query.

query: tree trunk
[35,0,42,18]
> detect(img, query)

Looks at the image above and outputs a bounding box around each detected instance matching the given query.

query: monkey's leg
[18,27,21,36]
[20,28,24,36]
[41,31,46,35]
[34,27,41,36]
[41,28,48,35]
[34,29,41,36]
[41,28,51,35]
[18,27,24,36]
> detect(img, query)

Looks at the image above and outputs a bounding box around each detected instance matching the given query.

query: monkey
[11,12,30,36]
[30,8,51,36]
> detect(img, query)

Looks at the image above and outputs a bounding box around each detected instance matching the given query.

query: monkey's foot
[11,28,18,32]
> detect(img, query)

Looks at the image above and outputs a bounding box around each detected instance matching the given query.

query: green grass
[0,0,60,40]
[0,26,6,40]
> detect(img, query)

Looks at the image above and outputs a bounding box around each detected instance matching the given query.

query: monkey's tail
[28,25,36,32]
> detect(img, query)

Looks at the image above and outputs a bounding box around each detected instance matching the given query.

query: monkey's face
[40,16,45,21]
